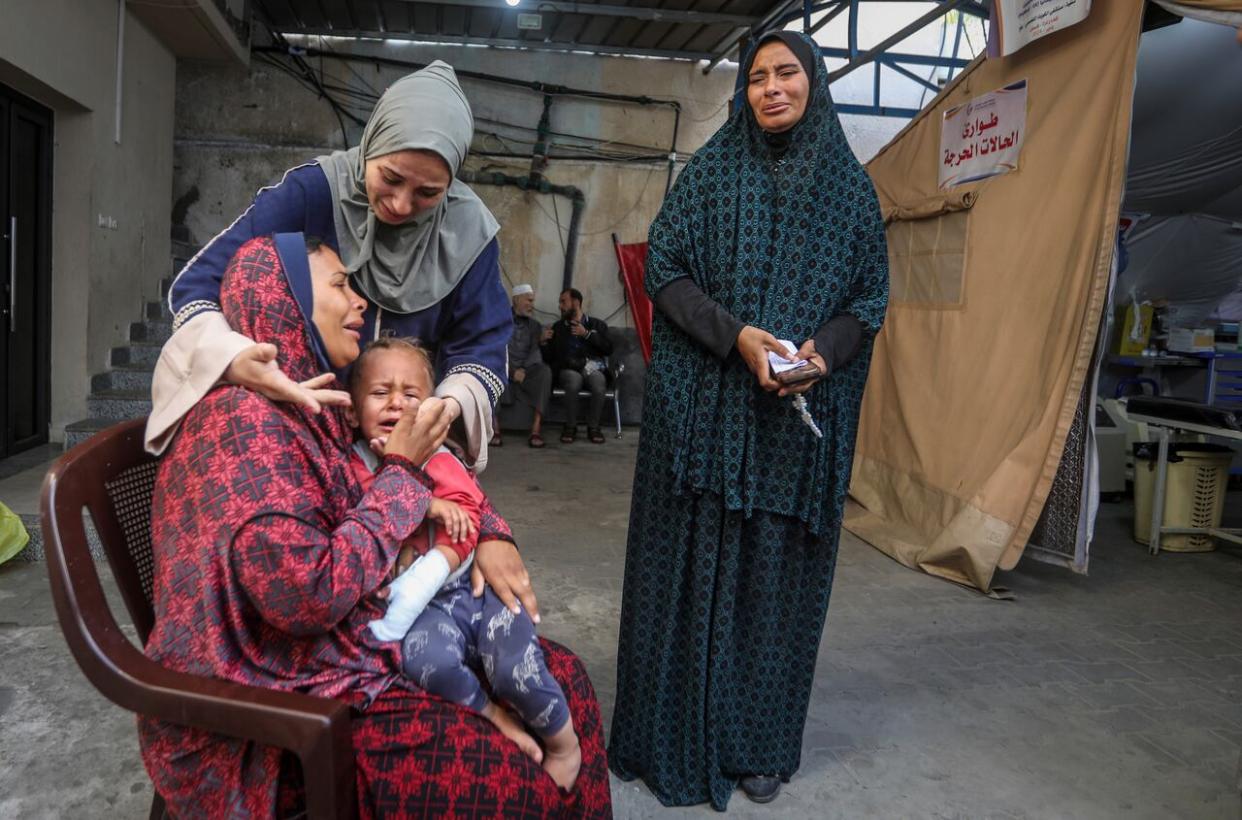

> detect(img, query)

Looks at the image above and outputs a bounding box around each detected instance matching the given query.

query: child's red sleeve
[423,452,483,563]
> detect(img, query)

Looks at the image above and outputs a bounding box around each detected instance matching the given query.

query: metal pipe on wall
[459,169,586,293]
[665,105,680,197]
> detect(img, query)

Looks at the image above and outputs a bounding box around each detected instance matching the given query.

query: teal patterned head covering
[642,31,889,535]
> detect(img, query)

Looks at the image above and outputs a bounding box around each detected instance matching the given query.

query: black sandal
[560,424,576,444]
[588,427,606,444]
[528,432,546,448]
[740,775,781,804]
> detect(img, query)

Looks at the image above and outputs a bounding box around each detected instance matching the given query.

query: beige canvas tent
[846,3,1146,593]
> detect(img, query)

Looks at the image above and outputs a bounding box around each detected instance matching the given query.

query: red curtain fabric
[614,240,652,364]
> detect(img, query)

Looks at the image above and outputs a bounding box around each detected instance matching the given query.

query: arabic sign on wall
[989,0,1092,57]
[939,80,1028,190]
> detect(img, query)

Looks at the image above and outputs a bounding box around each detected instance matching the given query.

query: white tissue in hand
[369,549,452,642]
[767,339,807,374]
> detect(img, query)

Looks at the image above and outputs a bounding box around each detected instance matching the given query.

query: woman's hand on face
[472,539,540,623]
[777,339,828,397]
[423,396,462,425]
[362,400,456,457]
[226,343,352,413]
[383,398,451,465]
[736,326,791,392]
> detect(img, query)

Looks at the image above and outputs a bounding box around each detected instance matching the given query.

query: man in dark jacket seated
[542,288,614,444]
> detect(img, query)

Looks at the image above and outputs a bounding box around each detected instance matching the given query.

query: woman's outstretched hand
[384,398,451,466]
[226,343,351,412]
[472,539,540,624]
[736,326,792,391]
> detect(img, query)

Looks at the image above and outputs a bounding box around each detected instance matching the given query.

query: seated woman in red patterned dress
[138,232,612,819]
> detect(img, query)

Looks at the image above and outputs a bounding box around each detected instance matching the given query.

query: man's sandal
[528,433,546,448]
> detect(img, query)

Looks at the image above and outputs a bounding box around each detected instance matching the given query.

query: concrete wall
[171,13,981,313]
[168,26,960,425]
[0,0,176,440]
[172,41,736,335]
[171,41,738,424]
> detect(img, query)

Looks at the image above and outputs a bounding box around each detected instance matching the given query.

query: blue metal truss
[732,0,988,119]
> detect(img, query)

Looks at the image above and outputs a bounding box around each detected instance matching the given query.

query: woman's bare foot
[542,722,581,792]
[482,701,542,764]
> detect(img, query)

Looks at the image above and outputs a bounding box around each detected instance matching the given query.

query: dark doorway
[0,84,53,458]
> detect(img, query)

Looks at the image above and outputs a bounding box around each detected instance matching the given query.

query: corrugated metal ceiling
[257,0,799,62]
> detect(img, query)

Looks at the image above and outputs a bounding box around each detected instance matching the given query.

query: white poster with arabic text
[939,80,1027,190]
[990,0,1091,57]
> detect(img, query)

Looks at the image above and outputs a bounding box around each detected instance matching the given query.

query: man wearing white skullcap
[492,283,552,447]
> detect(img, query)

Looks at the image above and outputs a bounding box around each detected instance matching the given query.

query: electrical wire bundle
[251,23,683,169]
[246,16,694,327]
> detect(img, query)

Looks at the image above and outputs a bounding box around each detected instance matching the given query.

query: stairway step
[16,512,41,561]
[130,319,172,344]
[51,249,184,480]
[91,364,153,393]
[145,300,173,321]
[57,251,188,473]
[87,390,152,420]
[111,341,163,367]
[171,237,199,259]
[63,417,130,452]
[13,511,103,562]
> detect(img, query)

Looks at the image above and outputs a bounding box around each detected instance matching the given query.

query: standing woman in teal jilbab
[608,31,889,810]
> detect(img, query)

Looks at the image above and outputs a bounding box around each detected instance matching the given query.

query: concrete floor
[2,432,1241,818]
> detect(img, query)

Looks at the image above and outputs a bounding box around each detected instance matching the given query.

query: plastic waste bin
[1133,442,1234,552]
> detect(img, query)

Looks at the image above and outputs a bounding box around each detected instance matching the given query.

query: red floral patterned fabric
[139,236,612,818]
[350,449,486,565]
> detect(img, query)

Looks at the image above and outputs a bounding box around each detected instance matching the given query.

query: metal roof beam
[706,0,990,73]
[773,0,987,30]
[380,0,759,27]
[703,0,805,73]
[956,1,988,19]
[281,27,717,60]
[825,0,974,83]
[819,46,971,68]
[807,2,847,36]
[835,102,922,117]
[880,58,940,93]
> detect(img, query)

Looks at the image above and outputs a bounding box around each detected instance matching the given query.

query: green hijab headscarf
[317,61,499,314]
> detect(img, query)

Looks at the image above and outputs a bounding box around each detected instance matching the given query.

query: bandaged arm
[369,547,456,642]
[369,452,483,641]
